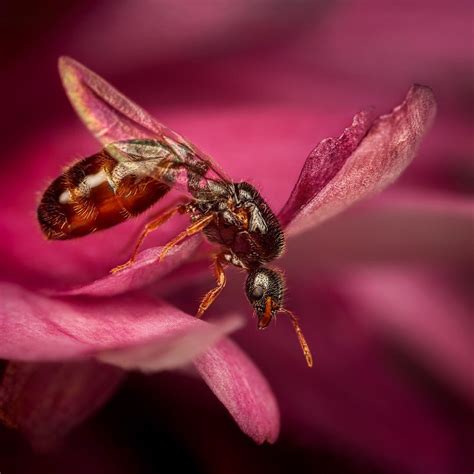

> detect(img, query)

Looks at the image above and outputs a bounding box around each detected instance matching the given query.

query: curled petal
[280,85,437,236]
[0,360,124,450]
[194,339,280,444]
[55,235,202,297]
[279,109,373,227]
[0,282,242,365]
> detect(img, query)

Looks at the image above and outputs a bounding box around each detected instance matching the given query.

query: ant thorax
[200,182,285,269]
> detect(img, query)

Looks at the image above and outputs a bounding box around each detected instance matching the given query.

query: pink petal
[280,85,437,236]
[194,339,280,444]
[364,189,474,216]
[98,315,242,372]
[279,109,373,227]
[65,1,322,73]
[0,360,124,450]
[339,269,474,404]
[0,282,278,444]
[54,235,202,297]
[0,282,242,365]
[284,190,474,267]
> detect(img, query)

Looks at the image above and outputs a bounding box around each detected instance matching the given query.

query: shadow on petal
[0,360,124,451]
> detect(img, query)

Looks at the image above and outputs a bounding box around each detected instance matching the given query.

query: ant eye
[252,285,264,299]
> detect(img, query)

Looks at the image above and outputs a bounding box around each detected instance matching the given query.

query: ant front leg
[196,253,227,318]
[111,200,188,274]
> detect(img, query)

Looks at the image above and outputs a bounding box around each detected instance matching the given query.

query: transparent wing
[104,138,231,200]
[58,56,231,187]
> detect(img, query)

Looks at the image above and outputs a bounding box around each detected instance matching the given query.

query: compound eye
[252,285,264,300]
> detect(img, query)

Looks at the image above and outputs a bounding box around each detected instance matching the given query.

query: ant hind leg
[110,201,188,274]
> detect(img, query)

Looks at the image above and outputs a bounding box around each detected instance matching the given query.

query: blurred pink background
[1,1,473,473]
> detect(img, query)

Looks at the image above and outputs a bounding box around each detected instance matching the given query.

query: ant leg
[111,201,188,274]
[196,254,227,318]
[159,213,215,262]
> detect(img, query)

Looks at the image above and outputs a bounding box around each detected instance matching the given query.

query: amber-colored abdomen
[38,150,170,239]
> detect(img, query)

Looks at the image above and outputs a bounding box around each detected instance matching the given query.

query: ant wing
[58,56,231,188]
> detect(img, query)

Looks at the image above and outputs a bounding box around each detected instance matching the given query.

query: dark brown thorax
[200,182,285,269]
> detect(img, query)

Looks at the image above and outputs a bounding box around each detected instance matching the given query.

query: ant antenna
[281,308,313,368]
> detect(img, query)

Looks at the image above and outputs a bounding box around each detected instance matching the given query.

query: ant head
[245,266,313,367]
[245,267,284,330]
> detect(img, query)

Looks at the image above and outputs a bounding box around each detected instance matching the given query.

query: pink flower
[1,56,435,450]
[1,2,472,473]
